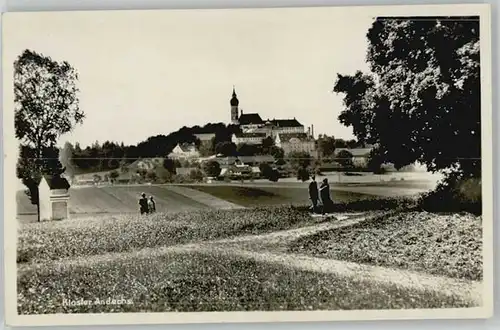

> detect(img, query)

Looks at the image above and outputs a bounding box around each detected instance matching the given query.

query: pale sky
[4,7,374,148]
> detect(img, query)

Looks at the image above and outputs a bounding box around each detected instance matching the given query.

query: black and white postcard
[2,4,493,327]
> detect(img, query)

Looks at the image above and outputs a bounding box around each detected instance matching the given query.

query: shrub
[373,167,388,174]
[156,167,173,183]
[288,151,312,169]
[296,167,309,182]
[189,169,204,182]
[268,170,279,182]
[259,163,272,176]
[297,196,416,214]
[92,174,102,184]
[417,176,481,215]
[146,170,157,182]
[203,160,222,178]
[334,150,354,168]
[162,158,177,173]
[109,170,120,182]
[260,163,279,182]
[343,172,363,176]
[172,174,187,183]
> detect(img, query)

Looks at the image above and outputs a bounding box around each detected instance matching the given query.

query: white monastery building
[275,132,319,158]
[229,86,318,157]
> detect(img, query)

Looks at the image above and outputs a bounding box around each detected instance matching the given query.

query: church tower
[230,86,239,124]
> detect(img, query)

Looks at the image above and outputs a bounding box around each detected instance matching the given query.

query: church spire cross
[230,85,239,107]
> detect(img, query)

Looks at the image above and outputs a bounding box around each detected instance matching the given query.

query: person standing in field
[308,175,319,213]
[319,178,333,215]
[139,193,149,215]
[148,196,156,213]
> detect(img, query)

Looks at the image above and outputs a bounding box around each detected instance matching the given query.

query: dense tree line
[69,123,242,173]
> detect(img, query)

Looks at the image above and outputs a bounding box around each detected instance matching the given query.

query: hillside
[16,184,371,223]
[17,185,209,222]
[72,158,166,183]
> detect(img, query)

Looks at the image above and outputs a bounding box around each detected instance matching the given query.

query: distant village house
[275,132,319,158]
[334,147,373,167]
[168,143,200,160]
[133,158,164,170]
[231,132,267,145]
[208,155,275,169]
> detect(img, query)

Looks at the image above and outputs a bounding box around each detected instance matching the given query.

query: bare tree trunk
[36,140,42,222]
[37,197,40,222]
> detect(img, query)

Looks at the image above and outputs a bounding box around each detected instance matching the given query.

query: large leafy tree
[335,150,354,169]
[317,135,336,159]
[215,141,237,157]
[202,160,222,178]
[269,146,285,160]
[334,16,480,180]
[288,151,312,169]
[15,49,85,221]
[261,136,275,154]
[237,143,259,156]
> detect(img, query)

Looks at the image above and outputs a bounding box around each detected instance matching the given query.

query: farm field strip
[164,185,245,210]
[69,187,132,213]
[16,179,431,219]
[181,185,374,208]
[16,185,212,217]
[101,185,209,213]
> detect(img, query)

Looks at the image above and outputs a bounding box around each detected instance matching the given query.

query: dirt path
[205,212,371,250]
[18,212,369,272]
[198,247,482,306]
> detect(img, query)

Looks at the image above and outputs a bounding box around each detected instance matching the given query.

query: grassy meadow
[17,203,481,314]
[19,249,474,314]
[16,181,483,314]
[290,211,483,281]
[17,206,314,264]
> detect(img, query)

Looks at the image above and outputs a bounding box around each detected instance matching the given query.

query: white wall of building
[38,178,51,221]
[232,134,265,145]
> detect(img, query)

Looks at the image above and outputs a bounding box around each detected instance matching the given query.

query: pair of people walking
[139,193,156,215]
[308,176,333,215]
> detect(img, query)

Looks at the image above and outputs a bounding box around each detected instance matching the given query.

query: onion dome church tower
[230,86,239,124]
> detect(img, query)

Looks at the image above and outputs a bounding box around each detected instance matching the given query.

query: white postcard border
[2,3,494,327]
